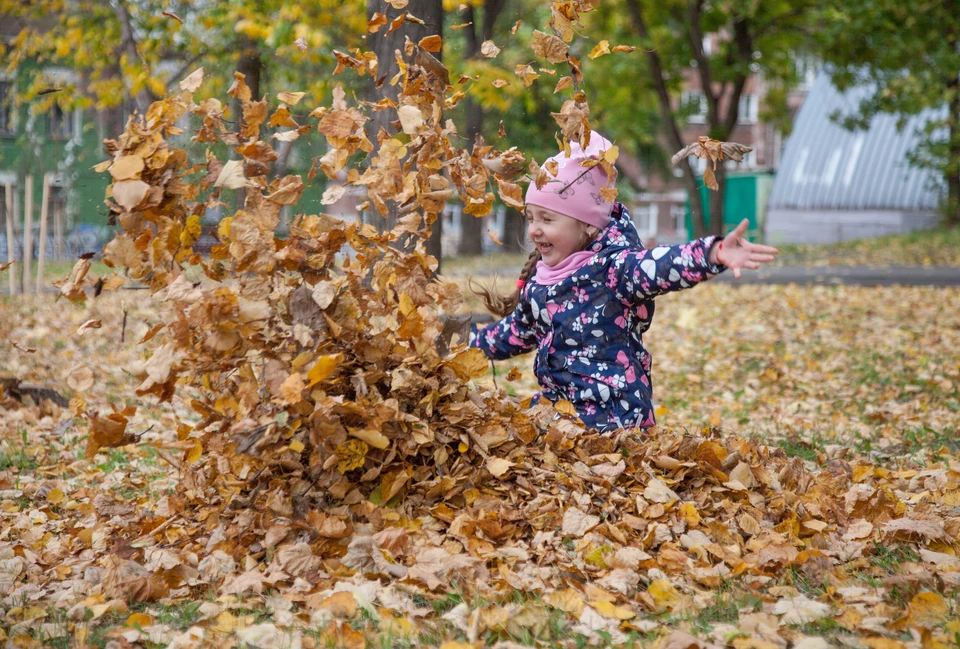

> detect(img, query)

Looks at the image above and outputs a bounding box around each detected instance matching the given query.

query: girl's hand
[712,218,779,279]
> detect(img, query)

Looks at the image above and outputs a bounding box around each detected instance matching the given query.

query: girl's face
[526,205,595,266]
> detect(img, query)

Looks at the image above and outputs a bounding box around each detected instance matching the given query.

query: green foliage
[818,0,960,223]
[0,0,369,112]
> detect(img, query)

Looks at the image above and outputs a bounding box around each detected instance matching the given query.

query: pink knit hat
[524,132,618,229]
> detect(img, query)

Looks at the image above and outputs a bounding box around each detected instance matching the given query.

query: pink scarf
[534,250,595,286]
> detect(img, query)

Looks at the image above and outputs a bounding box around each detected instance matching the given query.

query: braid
[471,249,541,318]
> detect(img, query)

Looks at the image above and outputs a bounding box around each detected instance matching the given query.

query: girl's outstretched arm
[469,291,538,360]
[612,235,726,302]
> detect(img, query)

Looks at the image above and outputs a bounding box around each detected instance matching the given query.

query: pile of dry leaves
[2,1,959,646]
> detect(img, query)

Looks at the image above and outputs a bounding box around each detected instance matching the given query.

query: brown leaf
[703,165,718,191]
[531,30,569,63]
[418,34,442,52]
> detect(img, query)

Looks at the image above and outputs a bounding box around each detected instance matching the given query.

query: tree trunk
[457,1,506,256]
[234,41,262,212]
[458,97,485,256]
[366,0,444,267]
[624,0,709,238]
[112,0,156,113]
[947,74,960,227]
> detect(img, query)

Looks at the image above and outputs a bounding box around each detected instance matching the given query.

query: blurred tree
[451,0,508,256]
[364,0,444,264]
[819,0,960,227]
[0,1,368,132]
[622,0,820,237]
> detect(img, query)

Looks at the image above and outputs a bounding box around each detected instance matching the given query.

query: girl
[471,133,779,432]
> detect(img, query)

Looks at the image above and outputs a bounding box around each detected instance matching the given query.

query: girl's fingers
[752,254,776,262]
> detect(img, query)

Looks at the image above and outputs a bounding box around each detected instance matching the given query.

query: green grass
[869,544,921,574]
[40,260,114,281]
[772,225,960,267]
[0,430,37,475]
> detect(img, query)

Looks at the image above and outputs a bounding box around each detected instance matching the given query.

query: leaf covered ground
[1,283,958,649]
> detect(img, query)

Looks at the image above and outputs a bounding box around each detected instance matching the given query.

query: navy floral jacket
[470,203,726,431]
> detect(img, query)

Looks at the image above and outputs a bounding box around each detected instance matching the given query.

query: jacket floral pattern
[470,203,726,431]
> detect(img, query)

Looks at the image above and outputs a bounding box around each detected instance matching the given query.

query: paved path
[707,265,960,287]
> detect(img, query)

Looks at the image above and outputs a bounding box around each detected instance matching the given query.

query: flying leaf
[214,160,247,189]
[418,35,442,52]
[531,30,569,63]
[480,40,500,58]
[588,40,610,59]
[703,166,718,191]
[179,68,204,92]
[276,91,306,105]
[367,12,388,32]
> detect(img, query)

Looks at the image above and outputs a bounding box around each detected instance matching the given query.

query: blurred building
[766,73,944,244]
[628,40,819,245]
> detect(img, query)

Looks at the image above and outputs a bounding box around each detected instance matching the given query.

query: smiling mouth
[534,242,553,254]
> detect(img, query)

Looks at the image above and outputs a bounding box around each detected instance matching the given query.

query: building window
[738,94,758,123]
[633,203,659,238]
[48,103,74,139]
[681,90,707,124]
[670,204,688,237]
[0,81,13,136]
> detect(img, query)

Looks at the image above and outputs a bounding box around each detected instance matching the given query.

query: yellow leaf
[648,579,681,612]
[588,40,611,60]
[336,439,369,473]
[276,91,306,105]
[603,145,619,164]
[307,354,341,387]
[185,443,203,464]
[554,399,578,417]
[180,214,202,247]
[546,588,584,615]
[447,348,488,380]
[440,643,475,649]
[110,155,145,181]
[350,427,390,450]
[126,612,153,628]
[217,216,232,241]
[906,591,948,627]
[46,488,65,505]
[289,439,305,453]
[592,600,635,620]
[679,502,701,526]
